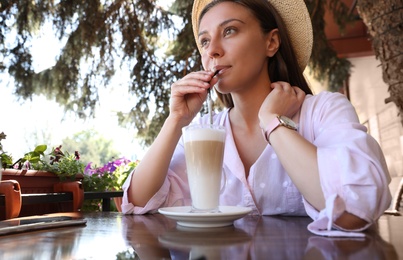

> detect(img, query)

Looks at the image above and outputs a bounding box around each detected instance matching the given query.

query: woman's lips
[213,66,230,75]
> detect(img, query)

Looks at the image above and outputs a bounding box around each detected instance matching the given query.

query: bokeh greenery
[0,0,358,145]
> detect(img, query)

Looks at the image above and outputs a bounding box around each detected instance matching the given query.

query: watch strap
[262,115,297,144]
[262,115,281,144]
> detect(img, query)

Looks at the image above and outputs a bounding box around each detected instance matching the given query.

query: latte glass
[182,124,226,213]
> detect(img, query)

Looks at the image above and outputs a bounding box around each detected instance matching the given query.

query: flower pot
[113,196,122,212]
[2,169,84,217]
[0,180,22,220]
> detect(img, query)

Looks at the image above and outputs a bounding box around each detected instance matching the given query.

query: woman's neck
[230,85,270,129]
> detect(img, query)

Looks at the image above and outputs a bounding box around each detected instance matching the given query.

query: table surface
[0,212,402,260]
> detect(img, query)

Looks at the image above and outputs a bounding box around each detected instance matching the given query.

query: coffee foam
[184,127,225,142]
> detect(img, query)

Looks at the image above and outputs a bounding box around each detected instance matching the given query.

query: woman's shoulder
[301,90,360,125]
[303,91,352,111]
[306,90,347,103]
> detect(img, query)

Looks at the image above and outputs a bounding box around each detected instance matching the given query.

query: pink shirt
[121,91,391,232]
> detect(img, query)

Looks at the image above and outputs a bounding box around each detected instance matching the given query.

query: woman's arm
[269,126,368,229]
[259,82,325,208]
[269,127,325,209]
[128,71,216,207]
[128,116,184,207]
[259,83,375,230]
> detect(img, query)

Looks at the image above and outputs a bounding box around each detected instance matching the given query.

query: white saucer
[158,206,252,228]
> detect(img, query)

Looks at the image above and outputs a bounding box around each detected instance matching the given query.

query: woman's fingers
[271,81,297,95]
[171,71,213,95]
[262,81,306,118]
[168,71,216,125]
[293,86,306,101]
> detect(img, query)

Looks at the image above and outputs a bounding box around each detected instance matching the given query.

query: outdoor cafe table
[0,211,401,259]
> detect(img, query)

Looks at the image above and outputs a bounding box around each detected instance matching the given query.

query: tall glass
[182,124,226,213]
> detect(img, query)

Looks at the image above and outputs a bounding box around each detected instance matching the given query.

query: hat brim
[192,0,313,71]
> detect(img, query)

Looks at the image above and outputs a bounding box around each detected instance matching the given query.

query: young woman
[122,0,391,235]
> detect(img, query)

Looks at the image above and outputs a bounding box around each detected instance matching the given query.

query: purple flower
[84,157,132,177]
[84,162,96,175]
[22,161,31,170]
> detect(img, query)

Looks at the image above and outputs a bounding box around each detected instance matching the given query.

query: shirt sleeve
[300,92,392,231]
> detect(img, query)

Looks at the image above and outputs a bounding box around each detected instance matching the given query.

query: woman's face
[198,2,273,95]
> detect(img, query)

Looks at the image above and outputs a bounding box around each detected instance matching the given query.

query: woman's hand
[169,70,215,126]
[130,70,215,207]
[258,81,306,128]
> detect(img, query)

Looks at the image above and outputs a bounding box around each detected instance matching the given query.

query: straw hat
[192,0,313,71]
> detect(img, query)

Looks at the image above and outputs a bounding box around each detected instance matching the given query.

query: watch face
[279,116,297,130]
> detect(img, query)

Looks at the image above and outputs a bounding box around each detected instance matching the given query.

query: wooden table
[0,212,401,259]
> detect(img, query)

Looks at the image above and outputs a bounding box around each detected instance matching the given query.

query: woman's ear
[266,29,280,57]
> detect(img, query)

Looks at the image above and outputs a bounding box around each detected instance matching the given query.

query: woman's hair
[199,0,313,108]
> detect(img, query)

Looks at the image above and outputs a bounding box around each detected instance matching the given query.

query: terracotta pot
[54,181,84,211]
[2,169,84,217]
[113,196,123,212]
[2,169,83,193]
[0,180,22,220]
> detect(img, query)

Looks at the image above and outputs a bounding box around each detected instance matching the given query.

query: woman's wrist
[259,113,278,131]
[165,114,192,130]
[260,114,298,144]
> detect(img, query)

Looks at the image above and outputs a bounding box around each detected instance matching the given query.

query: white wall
[305,56,402,178]
[349,56,403,178]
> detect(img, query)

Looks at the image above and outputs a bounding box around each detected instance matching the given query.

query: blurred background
[0,0,402,177]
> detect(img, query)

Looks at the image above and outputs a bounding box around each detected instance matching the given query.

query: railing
[84,191,124,211]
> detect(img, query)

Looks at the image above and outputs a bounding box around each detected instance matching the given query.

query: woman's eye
[200,38,209,48]
[224,27,235,36]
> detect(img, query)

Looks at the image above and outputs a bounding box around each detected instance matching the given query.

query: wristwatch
[262,115,298,144]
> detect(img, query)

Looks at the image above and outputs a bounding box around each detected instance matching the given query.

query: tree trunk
[357,0,403,123]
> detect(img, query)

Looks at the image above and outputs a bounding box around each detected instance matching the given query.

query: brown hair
[199,0,313,108]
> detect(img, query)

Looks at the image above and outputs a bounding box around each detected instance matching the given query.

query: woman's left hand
[258,81,306,128]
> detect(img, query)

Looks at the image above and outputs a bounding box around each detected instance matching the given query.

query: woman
[122,0,391,234]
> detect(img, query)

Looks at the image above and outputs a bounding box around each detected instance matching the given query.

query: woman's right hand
[169,70,215,126]
[128,70,216,207]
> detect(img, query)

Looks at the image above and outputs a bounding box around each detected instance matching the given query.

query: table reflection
[121,214,399,259]
[0,226,84,259]
[305,235,398,259]
[159,225,251,259]
[0,212,400,259]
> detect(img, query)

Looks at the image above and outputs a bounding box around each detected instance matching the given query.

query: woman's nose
[206,37,223,58]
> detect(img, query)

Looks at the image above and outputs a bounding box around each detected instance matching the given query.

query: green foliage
[37,145,85,181]
[306,0,356,91]
[1,0,175,145]
[61,129,120,166]
[1,132,50,169]
[0,132,12,168]
[13,144,47,169]
[0,129,126,183]
[83,158,137,192]
[0,133,85,180]
[82,158,137,211]
[1,0,359,143]
[0,153,12,169]
[114,161,138,190]
[0,132,5,151]
[116,249,137,260]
